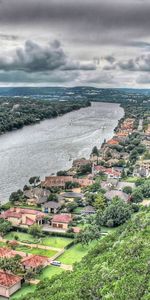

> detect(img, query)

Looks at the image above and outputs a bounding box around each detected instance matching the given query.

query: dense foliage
[17,208,150,300]
[0,98,90,134]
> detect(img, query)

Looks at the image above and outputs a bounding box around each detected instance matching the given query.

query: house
[116,181,135,191]
[0,208,46,227]
[22,255,48,271]
[134,159,150,178]
[0,271,22,298]
[42,176,73,189]
[42,176,93,189]
[51,214,72,230]
[105,190,129,202]
[81,206,96,215]
[42,201,61,214]
[24,187,50,205]
[73,158,91,168]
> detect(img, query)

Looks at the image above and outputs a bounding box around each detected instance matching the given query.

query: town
[0,106,149,299]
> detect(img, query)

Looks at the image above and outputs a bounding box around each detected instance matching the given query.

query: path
[0,237,62,252]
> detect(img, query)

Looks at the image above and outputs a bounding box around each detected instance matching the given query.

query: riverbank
[0,102,124,202]
[0,98,90,136]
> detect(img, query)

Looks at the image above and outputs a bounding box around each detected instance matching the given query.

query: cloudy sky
[1,0,150,87]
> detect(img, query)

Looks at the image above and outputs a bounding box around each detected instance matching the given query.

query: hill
[18,208,150,300]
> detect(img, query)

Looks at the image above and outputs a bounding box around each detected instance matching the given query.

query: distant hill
[20,208,150,300]
[0,86,150,98]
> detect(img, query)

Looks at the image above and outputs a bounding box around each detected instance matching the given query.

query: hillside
[18,208,150,300]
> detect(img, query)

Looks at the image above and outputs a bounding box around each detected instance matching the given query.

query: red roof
[22,255,48,268]
[23,217,35,226]
[52,214,72,224]
[0,271,21,287]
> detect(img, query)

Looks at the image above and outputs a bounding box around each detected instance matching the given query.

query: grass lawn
[5,231,73,248]
[37,265,64,280]
[10,283,36,299]
[59,241,97,265]
[41,236,73,248]
[124,177,138,183]
[5,231,37,243]
[16,244,57,258]
[101,226,116,234]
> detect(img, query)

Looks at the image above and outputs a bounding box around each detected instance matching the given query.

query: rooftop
[0,271,21,288]
[22,255,48,268]
[52,214,72,224]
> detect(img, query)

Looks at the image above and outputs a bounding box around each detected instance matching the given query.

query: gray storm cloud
[0,39,96,72]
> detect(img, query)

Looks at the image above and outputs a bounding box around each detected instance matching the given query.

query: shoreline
[0,102,124,203]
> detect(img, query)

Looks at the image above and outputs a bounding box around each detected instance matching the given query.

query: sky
[1,0,150,87]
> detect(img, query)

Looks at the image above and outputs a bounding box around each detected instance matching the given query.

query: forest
[17,208,150,300]
[0,98,90,135]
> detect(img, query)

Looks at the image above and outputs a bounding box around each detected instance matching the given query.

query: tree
[28,224,42,237]
[57,170,68,176]
[9,189,24,203]
[76,224,101,245]
[93,193,106,211]
[48,193,58,202]
[91,146,99,157]
[102,197,132,227]
[65,181,80,190]
[123,186,133,194]
[78,163,92,175]
[29,176,40,186]
[131,189,144,203]
[0,219,12,236]
[0,255,22,274]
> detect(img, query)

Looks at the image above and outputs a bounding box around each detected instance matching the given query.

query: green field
[59,241,97,264]
[10,283,36,299]
[5,231,37,243]
[16,244,57,258]
[37,265,64,280]
[5,231,73,248]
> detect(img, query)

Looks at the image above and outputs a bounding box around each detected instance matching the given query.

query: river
[0,102,124,203]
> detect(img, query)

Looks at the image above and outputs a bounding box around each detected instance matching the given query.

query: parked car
[50,260,61,267]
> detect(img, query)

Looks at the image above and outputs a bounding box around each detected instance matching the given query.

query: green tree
[91,146,99,157]
[28,224,42,237]
[131,189,144,203]
[0,219,12,236]
[93,193,106,210]
[102,197,132,227]
[29,176,40,186]
[123,186,133,194]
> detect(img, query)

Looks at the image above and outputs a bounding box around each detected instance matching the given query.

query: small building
[81,205,96,215]
[42,201,61,214]
[51,214,72,230]
[105,190,129,202]
[0,271,22,298]
[22,255,48,271]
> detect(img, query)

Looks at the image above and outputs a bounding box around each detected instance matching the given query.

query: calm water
[0,102,124,202]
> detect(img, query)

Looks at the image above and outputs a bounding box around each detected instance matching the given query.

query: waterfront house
[0,208,46,227]
[0,271,22,298]
[42,176,73,189]
[51,214,72,230]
